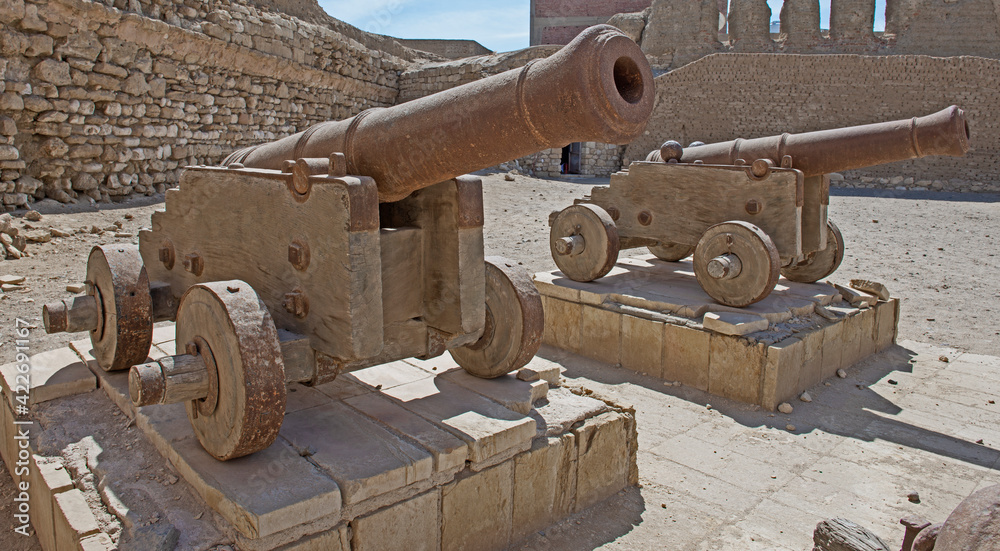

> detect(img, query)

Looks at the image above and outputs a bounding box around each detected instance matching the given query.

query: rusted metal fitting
[637,211,652,226]
[606,206,620,221]
[42,295,100,334]
[159,239,175,270]
[329,152,347,177]
[283,289,309,318]
[183,253,204,276]
[554,235,585,257]
[745,199,763,215]
[707,253,742,280]
[659,140,683,162]
[288,240,310,271]
[750,158,774,178]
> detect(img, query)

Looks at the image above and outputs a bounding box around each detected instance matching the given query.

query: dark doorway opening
[561,142,581,174]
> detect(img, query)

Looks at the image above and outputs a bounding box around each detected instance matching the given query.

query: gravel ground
[0,173,997,548]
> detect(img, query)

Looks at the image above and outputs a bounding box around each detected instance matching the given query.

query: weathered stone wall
[0,0,415,209]
[624,53,1000,192]
[610,0,1000,70]
[530,0,651,45]
[518,142,625,179]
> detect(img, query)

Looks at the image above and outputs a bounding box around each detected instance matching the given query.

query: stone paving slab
[0,329,634,551]
[515,341,1000,550]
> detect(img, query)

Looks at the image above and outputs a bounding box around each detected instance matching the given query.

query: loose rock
[24,210,41,221]
[837,369,847,378]
[0,274,25,285]
[908,491,921,503]
[66,283,85,293]
[778,402,794,414]
[800,392,813,403]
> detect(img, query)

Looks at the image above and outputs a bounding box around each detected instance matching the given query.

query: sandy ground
[0,173,998,548]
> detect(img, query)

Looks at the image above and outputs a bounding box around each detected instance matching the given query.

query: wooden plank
[590,162,803,259]
[379,227,423,324]
[383,177,485,338]
[139,167,384,363]
[801,174,829,255]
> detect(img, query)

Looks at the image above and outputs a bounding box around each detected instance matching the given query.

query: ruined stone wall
[530,0,651,45]
[0,0,413,209]
[624,53,1000,192]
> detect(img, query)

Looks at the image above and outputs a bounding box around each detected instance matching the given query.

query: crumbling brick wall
[0,0,415,209]
[623,53,1000,192]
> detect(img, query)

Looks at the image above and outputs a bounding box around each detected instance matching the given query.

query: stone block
[276,525,350,551]
[282,401,432,506]
[78,533,116,550]
[441,462,513,551]
[621,314,663,374]
[857,305,878,360]
[52,488,100,550]
[703,311,769,336]
[30,455,73,551]
[350,360,433,391]
[531,386,608,438]
[708,335,766,403]
[512,433,577,537]
[541,296,581,354]
[352,490,441,551]
[875,299,898,352]
[661,323,710,390]
[820,320,845,381]
[578,304,620,365]
[573,411,630,511]
[441,369,545,415]
[831,307,863,370]
[166,435,342,539]
[0,347,96,410]
[761,337,804,410]
[378,377,535,466]
[344,392,467,473]
[796,327,825,391]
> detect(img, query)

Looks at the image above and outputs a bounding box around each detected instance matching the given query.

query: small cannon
[42,25,654,460]
[550,106,969,307]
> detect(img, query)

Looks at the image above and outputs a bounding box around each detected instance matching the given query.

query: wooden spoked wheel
[648,242,695,262]
[176,281,286,461]
[87,245,153,372]
[693,221,780,307]
[781,220,846,283]
[451,257,543,378]
[549,204,620,282]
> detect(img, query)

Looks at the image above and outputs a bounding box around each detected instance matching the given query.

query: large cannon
[42,25,654,460]
[550,106,969,307]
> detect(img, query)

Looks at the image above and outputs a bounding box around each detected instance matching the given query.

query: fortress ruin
[1,0,999,211]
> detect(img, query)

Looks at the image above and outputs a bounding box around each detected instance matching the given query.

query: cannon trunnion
[42,25,656,460]
[550,106,970,307]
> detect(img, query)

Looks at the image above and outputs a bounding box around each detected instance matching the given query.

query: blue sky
[316,1,885,53]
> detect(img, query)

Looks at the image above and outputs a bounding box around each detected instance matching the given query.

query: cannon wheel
[549,204,619,282]
[177,281,286,461]
[648,242,695,262]
[693,221,780,308]
[87,245,153,372]
[780,220,846,283]
[451,257,543,378]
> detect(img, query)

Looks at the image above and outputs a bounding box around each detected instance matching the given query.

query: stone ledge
[535,257,898,409]
[1,336,636,550]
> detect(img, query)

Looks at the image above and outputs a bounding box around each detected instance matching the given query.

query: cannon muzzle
[224,25,654,202]
[646,106,970,176]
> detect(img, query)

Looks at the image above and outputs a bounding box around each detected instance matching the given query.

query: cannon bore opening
[614,56,644,104]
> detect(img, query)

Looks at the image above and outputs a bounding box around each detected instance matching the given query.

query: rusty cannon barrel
[646,106,970,175]
[224,25,654,202]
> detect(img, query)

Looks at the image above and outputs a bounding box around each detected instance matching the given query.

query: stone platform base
[534,255,899,409]
[0,326,637,550]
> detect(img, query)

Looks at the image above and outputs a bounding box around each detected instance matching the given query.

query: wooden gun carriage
[549,106,970,307]
[42,25,654,460]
